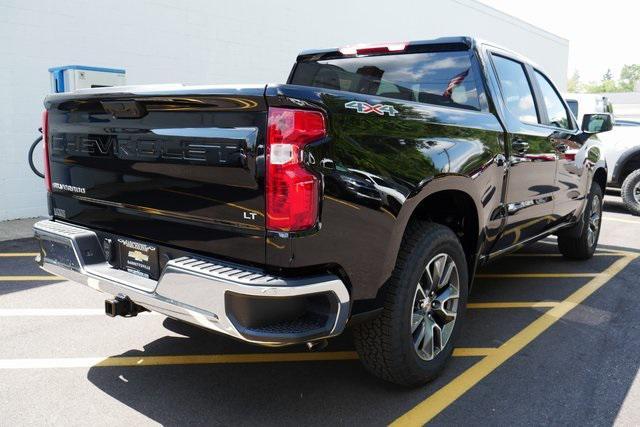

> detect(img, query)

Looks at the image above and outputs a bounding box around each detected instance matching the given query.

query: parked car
[35,36,609,386]
[566,95,640,215]
[564,93,613,125]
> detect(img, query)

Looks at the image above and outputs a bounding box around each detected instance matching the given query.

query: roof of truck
[297,36,475,61]
[296,36,541,74]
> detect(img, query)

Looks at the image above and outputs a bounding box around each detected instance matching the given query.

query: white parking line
[0,309,160,316]
[508,253,623,257]
[476,273,598,279]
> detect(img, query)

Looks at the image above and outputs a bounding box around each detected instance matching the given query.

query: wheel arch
[405,189,480,272]
[593,167,607,193]
[612,148,640,185]
[379,177,484,298]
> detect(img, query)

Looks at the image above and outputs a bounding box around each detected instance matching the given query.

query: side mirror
[581,113,613,133]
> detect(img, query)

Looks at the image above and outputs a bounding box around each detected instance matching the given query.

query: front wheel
[558,182,603,260]
[621,169,640,216]
[352,222,468,386]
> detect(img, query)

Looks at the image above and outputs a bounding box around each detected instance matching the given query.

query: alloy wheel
[410,253,460,361]
[587,194,602,248]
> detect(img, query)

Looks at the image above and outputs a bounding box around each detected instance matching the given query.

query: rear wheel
[621,169,640,216]
[558,182,603,259]
[352,222,468,386]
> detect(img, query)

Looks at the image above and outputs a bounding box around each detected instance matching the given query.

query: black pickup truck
[35,37,611,385]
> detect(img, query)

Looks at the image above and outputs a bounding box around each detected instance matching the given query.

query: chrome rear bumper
[34,220,350,346]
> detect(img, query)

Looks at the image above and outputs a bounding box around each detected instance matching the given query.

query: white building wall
[0,0,568,221]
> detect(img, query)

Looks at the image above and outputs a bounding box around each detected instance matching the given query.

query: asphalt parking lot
[1,190,640,426]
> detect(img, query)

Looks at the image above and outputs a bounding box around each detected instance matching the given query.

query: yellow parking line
[597,247,639,256]
[452,348,495,357]
[392,254,637,426]
[0,275,62,281]
[0,352,356,369]
[603,216,640,225]
[0,348,490,369]
[467,302,559,309]
[96,351,359,367]
[475,273,598,279]
[0,353,347,369]
[0,252,39,257]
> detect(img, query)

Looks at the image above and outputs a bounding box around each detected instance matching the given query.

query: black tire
[621,169,640,216]
[352,222,468,386]
[558,182,603,260]
[28,135,44,178]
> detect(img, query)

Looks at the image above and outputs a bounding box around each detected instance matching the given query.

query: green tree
[583,68,621,93]
[601,79,618,92]
[574,66,640,93]
[567,70,581,92]
[620,64,640,91]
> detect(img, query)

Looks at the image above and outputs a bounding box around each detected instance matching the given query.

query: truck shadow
[85,241,640,425]
[85,319,476,426]
[603,192,634,215]
[603,199,630,215]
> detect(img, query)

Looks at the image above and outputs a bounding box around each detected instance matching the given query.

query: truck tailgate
[44,85,268,266]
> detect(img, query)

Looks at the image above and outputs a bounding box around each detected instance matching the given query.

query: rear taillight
[41,110,51,192]
[266,108,326,232]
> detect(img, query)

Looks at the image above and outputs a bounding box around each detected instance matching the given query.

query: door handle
[511,138,529,154]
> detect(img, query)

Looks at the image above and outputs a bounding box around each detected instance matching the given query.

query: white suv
[565,94,640,215]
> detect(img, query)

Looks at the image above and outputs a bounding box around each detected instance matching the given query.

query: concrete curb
[0,217,43,242]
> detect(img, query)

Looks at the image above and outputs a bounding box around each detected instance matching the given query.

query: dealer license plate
[117,238,159,279]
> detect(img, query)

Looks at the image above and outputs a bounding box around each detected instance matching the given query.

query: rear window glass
[290,51,481,111]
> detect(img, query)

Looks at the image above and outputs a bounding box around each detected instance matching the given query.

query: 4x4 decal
[345,101,398,116]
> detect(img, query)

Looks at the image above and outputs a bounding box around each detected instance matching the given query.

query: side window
[534,70,572,129]
[491,55,538,124]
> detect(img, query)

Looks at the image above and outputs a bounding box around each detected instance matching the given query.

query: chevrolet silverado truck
[35,37,611,386]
